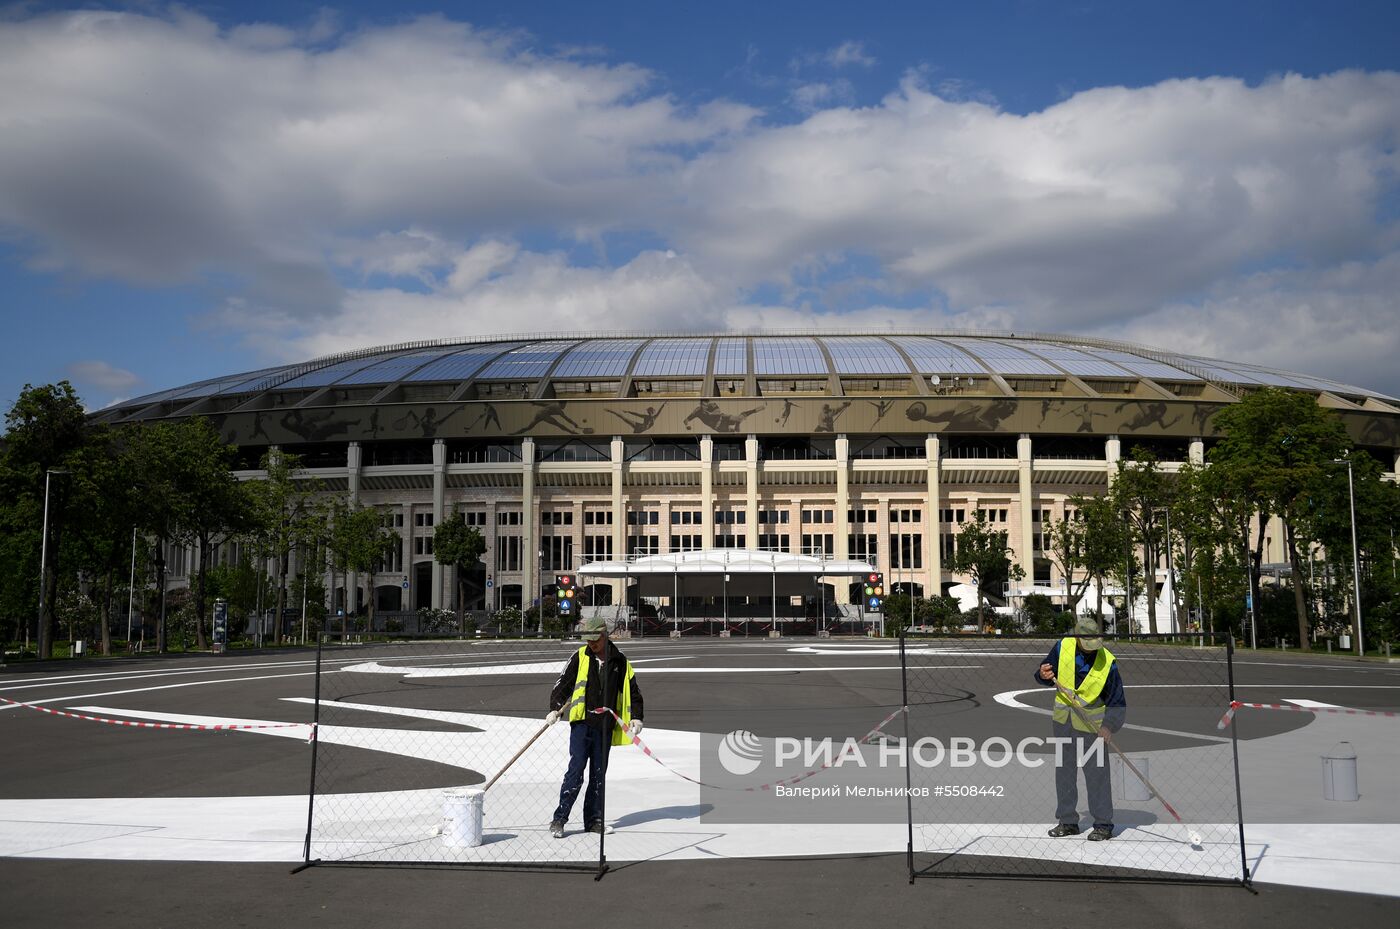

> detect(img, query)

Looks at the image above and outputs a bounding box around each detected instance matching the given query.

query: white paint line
[994,687,1233,744]
[0,671,314,711]
[1283,698,1344,709]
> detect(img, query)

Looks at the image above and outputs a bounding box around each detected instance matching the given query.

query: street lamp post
[35,468,69,657]
[1333,457,1364,656]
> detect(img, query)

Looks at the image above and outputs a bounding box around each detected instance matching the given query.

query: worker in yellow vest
[545,616,644,838]
[1034,615,1127,841]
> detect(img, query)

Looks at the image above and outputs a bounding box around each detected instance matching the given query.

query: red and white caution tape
[1217,699,1399,730]
[591,705,906,792]
[1,696,315,737]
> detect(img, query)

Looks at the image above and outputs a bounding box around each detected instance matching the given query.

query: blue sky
[2,1,1399,408]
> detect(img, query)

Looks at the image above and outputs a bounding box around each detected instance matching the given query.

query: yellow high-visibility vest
[1053,637,1116,733]
[565,645,635,745]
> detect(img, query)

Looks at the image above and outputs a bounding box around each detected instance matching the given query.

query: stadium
[95,331,1400,631]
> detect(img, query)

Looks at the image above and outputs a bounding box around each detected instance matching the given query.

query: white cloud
[66,359,142,392]
[0,11,1398,396]
[824,40,876,69]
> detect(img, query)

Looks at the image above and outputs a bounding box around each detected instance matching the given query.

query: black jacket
[549,641,645,732]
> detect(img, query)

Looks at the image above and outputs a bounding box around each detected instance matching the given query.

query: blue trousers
[552,722,612,826]
[1053,723,1114,828]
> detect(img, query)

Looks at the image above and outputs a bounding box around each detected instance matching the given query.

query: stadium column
[745,434,759,545]
[432,439,445,610]
[700,436,714,553]
[346,442,360,615]
[926,434,941,598]
[522,437,537,613]
[1189,438,1204,465]
[610,436,625,606]
[399,501,412,609]
[1017,434,1034,583]
[835,434,850,604]
[1105,435,1121,488]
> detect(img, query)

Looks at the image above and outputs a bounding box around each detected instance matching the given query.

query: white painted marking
[1283,699,1344,709]
[994,687,1233,743]
[0,671,314,712]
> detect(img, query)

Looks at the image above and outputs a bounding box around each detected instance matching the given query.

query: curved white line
[995,686,1232,743]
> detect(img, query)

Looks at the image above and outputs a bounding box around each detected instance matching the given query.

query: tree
[246,451,320,645]
[326,499,400,636]
[0,382,90,657]
[948,511,1025,630]
[1211,389,1351,649]
[434,513,487,630]
[1110,448,1174,634]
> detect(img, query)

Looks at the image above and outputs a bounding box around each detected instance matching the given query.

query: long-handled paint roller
[1050,678,1203,848]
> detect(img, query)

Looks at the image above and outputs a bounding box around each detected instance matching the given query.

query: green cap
[1073,615,1104,651]
[580,616,609,641]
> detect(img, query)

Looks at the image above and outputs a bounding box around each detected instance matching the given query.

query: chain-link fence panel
[302,634,604,871]
[900,632,1247,884]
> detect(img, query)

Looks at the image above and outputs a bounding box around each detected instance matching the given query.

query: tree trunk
[1144,539,1159,635]
[194,538,209,651]
[365,569,376,634]
[100,563,114,656]
[274,547,287,645]
[1285,520,1311,650]
[457,563,465,633]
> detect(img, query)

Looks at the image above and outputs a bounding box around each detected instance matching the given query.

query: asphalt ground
[2,639,1398,927]
[3,637,1392,800]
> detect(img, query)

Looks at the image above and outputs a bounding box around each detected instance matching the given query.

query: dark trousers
[1053,723,1113,828]
[552,722,611,826]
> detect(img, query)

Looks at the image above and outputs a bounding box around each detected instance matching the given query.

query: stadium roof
[113,330,1396,414]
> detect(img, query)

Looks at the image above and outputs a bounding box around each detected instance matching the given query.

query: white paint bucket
[442,787,485,848]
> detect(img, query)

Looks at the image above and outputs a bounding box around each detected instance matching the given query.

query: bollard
[1327,640,1332,654]
[1322,742,1359,801]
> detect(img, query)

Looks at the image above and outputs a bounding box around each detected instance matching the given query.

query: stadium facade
[98,332,1400,629]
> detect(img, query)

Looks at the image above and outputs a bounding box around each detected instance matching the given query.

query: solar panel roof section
[1084,348,1201,381]
[899,337,987,375]
[551,339,646,377]
[945,338,1060,375]
[714,337,748,376]
[631,338,713,377]
[753,337,829,375]
[822,336,912,374]
[405,342,526,382]
[471,340,576,379]
[334,347,461,385]
[274,353,399,390]
[1014,341,1136,378]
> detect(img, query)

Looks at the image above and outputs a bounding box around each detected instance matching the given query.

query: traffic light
[864,572,884,612]
[556,574,578,613]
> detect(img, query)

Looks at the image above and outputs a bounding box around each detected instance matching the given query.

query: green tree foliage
[325,499,400,635]
[246,451,321,644]
[434,512,487,629]
[1110,448,1175,634]
[1210,388,1352,648]
[948,511,1025,630]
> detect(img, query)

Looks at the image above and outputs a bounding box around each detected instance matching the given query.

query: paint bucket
[442,787,485,847]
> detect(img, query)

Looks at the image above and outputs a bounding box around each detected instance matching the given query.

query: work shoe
[549,821,566,839]
[1087,826,1114,842]
[587,821,614,835]
[1047,823,1080,838]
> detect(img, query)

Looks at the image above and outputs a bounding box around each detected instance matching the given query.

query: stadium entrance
[577,550,880,636]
